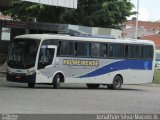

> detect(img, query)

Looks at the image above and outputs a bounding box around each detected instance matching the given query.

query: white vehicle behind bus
[6,34,155,89]
[156,61,160,70]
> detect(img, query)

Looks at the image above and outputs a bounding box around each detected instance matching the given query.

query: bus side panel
[35,57,113,83]
[64,69,153,84]
[36,66,70,83]
[35,57,153,84]
[122,70,153,84]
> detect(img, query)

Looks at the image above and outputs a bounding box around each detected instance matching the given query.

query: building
[139,35,160,49]
[22,0,78,9]
[0,13,11,20]
[122,20,160,49]
[0,14,11,65]
[68,25,122,38]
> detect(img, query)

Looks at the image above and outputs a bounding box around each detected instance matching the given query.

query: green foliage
[0,0,135,28]
[153,69,160,84]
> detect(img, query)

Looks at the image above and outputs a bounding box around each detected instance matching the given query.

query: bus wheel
[28,83,35,88]
[112,75,123,89]
[86,84,100,89]
[53,74,61,89]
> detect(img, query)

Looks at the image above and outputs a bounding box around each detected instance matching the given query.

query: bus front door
[36,45,57,83]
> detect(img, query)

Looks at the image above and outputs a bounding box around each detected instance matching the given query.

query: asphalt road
[0,75,160,114]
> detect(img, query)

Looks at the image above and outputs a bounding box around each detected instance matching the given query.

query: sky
[129,0,160,21]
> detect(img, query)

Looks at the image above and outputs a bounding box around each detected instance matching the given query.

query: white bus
[6,34,155,89]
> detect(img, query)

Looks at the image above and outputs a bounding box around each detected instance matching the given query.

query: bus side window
[125,45,128,58]
[91,43,100,58]
[104,46,108,58]
[141,45,153,60]
[60,41,75,56]
[100,44,108,58]
[57,41,61,56]
[127,45,140,59]
[76,42,90,57]
[109,44,124,58]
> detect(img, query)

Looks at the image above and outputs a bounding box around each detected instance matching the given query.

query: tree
[0,0,136,28]
[0,0,13,7]
[63,0,136,28]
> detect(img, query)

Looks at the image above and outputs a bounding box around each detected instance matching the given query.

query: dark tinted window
[100,44,108,58]
[76,42,90,57]
[42,39,58,45]
[60,41,75,56]
[91,43,100,57]
[141,45,153,60]
[126,45,140,59]
[109,44,124,58]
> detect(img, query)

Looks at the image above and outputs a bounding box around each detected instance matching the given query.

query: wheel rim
[57,76,60,87]
[115,79,120,87]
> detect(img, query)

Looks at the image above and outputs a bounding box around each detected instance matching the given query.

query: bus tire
[28,83,35,88]
[86,84,100,89]
[112,75,123,89]
[53,74,61,89]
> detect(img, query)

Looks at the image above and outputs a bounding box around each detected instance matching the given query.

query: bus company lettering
[63,59,99,66]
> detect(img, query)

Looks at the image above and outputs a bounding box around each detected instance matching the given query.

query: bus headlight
[26,70,36,76]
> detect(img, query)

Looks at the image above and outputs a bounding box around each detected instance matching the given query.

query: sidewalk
[0,62,7,75]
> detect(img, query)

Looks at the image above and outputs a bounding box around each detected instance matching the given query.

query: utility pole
[135,0,139,39]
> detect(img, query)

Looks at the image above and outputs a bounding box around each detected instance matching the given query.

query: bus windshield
[7,38,40,69]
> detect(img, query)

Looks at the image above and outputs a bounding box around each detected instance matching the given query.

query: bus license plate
[15,76,21,79]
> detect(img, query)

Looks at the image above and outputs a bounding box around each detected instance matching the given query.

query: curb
[139,83,160,87]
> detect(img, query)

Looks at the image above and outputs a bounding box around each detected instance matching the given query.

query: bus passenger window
[91,43,100,58]
[77,42,90,57]
[126,45,140,59]
[100,44,108,58]
[109,44,124,58]
[60,41,75,56]
[141,46,153,60]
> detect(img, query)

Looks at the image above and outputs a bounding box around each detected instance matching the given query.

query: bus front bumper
[6,73,36,83]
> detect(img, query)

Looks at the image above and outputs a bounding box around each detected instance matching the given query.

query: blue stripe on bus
[78,60,152,78]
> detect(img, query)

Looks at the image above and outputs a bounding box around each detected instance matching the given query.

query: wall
[111,29,122,38]
[22,0,78,9]
[0,41,9,64]
[69,25,122,38]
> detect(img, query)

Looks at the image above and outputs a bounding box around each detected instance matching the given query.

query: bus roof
[15,34,155,45]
